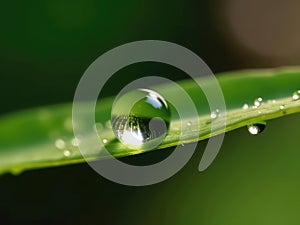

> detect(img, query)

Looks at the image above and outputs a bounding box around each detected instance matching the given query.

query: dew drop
[112,89,171,150]
[247,122,266,135]
[253,97,263,108]
[292,90,300,101]
[102,138,108,144]
[187,121,192,126]
[55,139,66,149]
[279,105,287,114]
[242,104,249,110]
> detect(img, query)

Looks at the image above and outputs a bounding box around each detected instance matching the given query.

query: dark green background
[1,0,300,224]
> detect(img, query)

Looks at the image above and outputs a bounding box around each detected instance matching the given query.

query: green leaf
[1,67,300,175]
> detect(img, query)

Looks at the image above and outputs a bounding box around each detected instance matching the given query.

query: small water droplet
[102,138,108,144]
[63,150,71,157]
[187,121,192,126]
[210,109,220,119]
[112,89,171,150]
[55,139,66,149]
[247,122,266,135]
[279,105,285,110]
[292,90,300,100]
[253,97,263,108]
[71,137,80,147]
[242,104,249,110]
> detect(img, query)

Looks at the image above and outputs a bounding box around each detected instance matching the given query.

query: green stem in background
[0,67,299,175]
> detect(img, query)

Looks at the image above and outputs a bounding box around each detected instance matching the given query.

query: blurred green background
[1,0,300,224]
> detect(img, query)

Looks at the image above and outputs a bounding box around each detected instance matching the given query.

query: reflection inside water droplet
[105,120,112,129]
[210,109,220,119]
[94,123,103,132]
[11,168,23,176]
[55,139,66,149]
[247,122,266,135]
[63,150,71,157]
[64,118,73,131]
[112,89,171,150]
[71,137,80,147]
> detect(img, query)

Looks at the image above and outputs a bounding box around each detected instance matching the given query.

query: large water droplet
[292,90,300,101]
[247,122,266,135]
[112,89,171,150]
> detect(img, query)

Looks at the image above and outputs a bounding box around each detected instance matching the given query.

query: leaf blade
[1,67,300,174]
